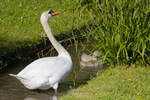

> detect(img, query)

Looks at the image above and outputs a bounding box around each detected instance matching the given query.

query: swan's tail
[9,74,18,78]
[9,74,26,81]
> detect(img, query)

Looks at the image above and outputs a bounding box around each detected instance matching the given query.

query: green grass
[60,66,150,100]
[0,0,94,49]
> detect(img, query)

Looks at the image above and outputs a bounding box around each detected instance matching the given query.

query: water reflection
[24,94,57,100]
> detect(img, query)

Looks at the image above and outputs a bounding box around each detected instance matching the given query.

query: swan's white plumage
[14,56,72,90]
[9,10,72,92]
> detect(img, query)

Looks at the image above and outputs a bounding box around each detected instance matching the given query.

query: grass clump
[76,0,150,65]
[60,66,150,100]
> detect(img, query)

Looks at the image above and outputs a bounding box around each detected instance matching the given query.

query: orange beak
[51,12,59,16]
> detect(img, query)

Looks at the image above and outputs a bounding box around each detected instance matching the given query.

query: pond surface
[0,43,102,100]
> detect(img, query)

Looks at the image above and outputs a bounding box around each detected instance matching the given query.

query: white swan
[9,10,72,94]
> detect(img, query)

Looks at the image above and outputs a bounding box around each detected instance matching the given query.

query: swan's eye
[48,10,53,14]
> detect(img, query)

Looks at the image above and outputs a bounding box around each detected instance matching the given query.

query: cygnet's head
[40,10,59,22]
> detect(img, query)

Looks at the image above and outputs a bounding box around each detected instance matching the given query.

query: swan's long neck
[41,19,69,56]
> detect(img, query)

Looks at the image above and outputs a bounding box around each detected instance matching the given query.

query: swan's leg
[54,89,57,95]
[53,83,58,95]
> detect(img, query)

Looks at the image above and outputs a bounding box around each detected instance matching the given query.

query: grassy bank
[0,0,94,49]
[60,66,150,100]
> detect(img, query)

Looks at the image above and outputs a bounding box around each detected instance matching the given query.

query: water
[0,43,102,100]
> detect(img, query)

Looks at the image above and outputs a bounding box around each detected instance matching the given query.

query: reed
[75,0,150,65]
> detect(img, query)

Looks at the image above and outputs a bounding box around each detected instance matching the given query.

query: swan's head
[40,10,59,22]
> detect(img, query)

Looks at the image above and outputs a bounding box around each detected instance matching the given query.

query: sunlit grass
[0,0,94,49]
[60,66,150,100]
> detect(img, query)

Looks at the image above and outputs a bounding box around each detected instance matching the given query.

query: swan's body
[9,10,72,93]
